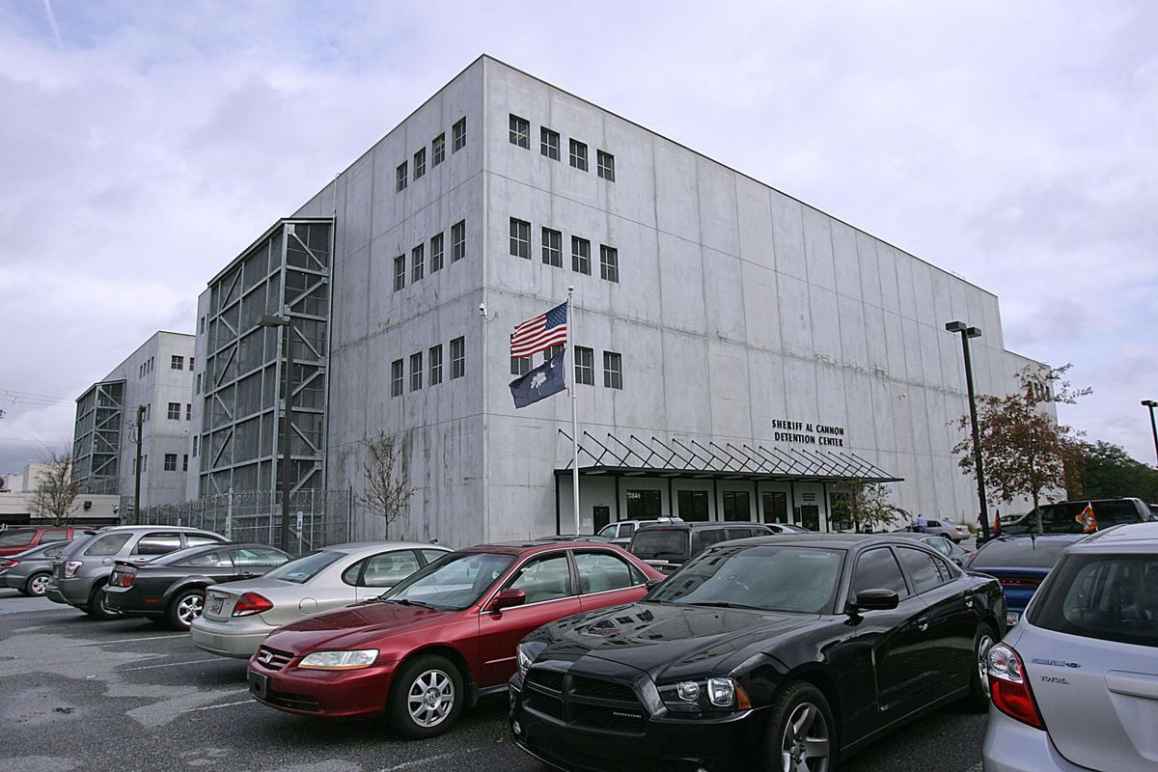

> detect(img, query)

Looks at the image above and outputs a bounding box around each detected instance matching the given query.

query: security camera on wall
[478,302,488,317]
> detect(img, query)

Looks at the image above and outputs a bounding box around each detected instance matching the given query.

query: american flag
[511,302,568,357]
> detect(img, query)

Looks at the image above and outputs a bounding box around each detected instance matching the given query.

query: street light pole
[132,404,145,525]
[946,321,989,542]
[259,314,293,552]
[1142,400,1158,466]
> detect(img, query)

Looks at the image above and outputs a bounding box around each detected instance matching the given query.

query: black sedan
[509,533,1005,771]
[104,543,290,629]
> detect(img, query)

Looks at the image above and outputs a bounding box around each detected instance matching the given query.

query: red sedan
[246,539,665,737]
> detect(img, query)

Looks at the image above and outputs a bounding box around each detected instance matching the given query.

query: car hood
[529,602,819,682]
[262,601,455,655]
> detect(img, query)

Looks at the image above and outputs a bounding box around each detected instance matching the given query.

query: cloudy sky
[1,0,1156,473]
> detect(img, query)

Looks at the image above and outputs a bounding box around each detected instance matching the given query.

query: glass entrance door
[722,490,751,521]
[677,490,710,522]
[761,491,789,524]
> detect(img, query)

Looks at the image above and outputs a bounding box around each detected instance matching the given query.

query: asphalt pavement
[0,589,986,771]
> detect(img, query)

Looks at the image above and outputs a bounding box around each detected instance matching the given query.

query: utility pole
[259,313,293,552]
[132,404,145,525]
[945,321,989,542]
[1142,400,1158,466]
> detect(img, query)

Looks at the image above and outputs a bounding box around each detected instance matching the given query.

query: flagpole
[568,286,580,535]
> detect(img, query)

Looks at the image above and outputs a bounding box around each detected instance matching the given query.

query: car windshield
[647,545,844,614]
[262,550,342,584]
[382,552,514,610]
[970,537,1075,569]
[631,529,688,560]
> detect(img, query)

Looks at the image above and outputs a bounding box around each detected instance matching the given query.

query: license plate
[208,594,225,616]
[248,670,268,699]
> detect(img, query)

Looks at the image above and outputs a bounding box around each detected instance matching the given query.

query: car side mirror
[488,588,526,613]
[850,589,900,613]
[645,577,664,591]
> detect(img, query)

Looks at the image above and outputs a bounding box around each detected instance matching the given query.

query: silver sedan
[0,541,68,596]
[190,541,450,658]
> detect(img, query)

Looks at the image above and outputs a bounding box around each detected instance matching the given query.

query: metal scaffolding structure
[200,218,334,501]
[72,379,125,494]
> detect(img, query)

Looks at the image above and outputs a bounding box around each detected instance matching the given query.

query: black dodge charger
[104,543,289,629]
[509,533,1005,771]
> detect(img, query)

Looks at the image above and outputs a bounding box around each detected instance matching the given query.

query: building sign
[771,418,846,447]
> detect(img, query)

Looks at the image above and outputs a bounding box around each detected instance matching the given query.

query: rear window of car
[970,538,1074,569]
[263,550,343,584]
[84,532,133,556]
[1030,554,1158,647]
[0,528,36,547]
[631,529,689,560]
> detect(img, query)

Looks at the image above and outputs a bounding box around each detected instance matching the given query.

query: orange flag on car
[1075,502,1098,533]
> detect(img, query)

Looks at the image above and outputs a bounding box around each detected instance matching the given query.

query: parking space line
[377,748,484,772]
[77,633,190,646]
[190,698,254,712]
[121,657,228,672]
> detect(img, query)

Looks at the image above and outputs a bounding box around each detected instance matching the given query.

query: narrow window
[185,403,191,421]
[451,220,466,262]
[182,454,189,472]
[509,218,531,259]
[541,227,562,267]
[569,139,588,171]
[604,351,623,389]
[546,343,564,361]
[597,150,616,181]
[413,147,426,179]
[571,236,591,274]
[429,232,444,272]
[431,133,445,166]
[511,356,531,376]
[195,373,202,394]
[167,402,181,420]
[170,355,184,370]
[396,161,408,192]
[575,347,595,385]
[164,453,178,472]
[390,359,404,397]
[142,455,147,472]
[192,436,198,457]
[410,351,423,391]
[540,127,560,160]
[450,336,465,379]
[428,344,443,385]
[198,316,206,333]
[189,356,195,370]
[600,244,619,283]
[411,244,424,282]
[393,255,406,291]
[452,117,466,152]
[509,114,530,149]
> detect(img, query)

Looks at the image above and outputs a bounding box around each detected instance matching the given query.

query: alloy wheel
[780,701,830,772]
[976,632,995,699]
[406,669,455,728]
[177,593,204,627]
[28,574,50,596]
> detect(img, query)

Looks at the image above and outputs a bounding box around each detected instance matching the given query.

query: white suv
[983,522,1158,771]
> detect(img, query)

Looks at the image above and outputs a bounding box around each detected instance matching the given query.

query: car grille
[524,667,647,736]
[265,690,320,712]
[255,646,294,672]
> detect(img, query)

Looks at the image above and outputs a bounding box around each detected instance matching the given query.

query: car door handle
[916,619,929,632]
[964,597,974,609]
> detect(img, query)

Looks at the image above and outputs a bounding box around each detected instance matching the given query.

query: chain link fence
[132,489,357,555]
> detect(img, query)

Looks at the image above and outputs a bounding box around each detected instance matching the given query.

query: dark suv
[628,522,776,573]
[1002,497,1157,535]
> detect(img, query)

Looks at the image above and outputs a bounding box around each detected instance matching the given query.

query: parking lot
[2,590,986,772]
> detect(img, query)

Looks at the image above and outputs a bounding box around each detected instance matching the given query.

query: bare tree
[30,452,80,526]
[954,364,1090,531]
[359,431,414,540]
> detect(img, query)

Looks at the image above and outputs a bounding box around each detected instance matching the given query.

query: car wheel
[763,681,835,772]
[968,623,997,711]
[24,572,52,597]
[168,589,205,631]
[388,654,465,739]
[84,583,117,620]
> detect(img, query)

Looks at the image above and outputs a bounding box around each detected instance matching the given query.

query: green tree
[1067,441,1158,501]
[837,482,909,532]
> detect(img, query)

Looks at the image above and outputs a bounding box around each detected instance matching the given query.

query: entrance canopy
[556,431,901,484]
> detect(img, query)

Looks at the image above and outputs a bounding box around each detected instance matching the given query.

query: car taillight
[112,569,137,588]
[64,561,83,578]
[988,643,1045,729]
[232,592,273,617]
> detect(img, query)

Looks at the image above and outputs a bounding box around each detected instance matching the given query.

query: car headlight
[707,677,735,707]
[298,649,378,670]
[661,677,749,712]
[516,642,546,677]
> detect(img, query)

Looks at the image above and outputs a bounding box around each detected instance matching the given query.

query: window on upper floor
[171,355,184,370]
[164,453,178,472]
[569,139,588,171]
[509,114,530,149]
[541,127,560,160]
[393,255,406,291]
[182,454,189,472]
[451,220,466,262]
[510,218,531,259]
[432,133,445,166]
[411,244,425,283]
[571,236,591,275]
[450,337,465,379]
[185,403,191,421]
[167,402,181,420]
[575,347,595,386]
[597,150,616,181]
[396,161,408,192]
[413,147,426,179]
[600,244,619,283]
[430,232,444,272]
[428,344,443,385]
[390,359,404,397]
[189,356,195,370]
[511,356,531,376]
[410,351,423,392]
[603,351,623,389]
[195,373,201,394]
[452,117,466,152]
[542,227,562,267]
[192,435,198,457]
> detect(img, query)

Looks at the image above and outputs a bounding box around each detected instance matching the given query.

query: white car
[982,522,1158,771]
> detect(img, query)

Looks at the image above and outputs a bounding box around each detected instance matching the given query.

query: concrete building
[73,331,196,512]
[192,55,1048,546]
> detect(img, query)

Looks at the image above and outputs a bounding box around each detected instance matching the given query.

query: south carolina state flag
[509,350,566,408]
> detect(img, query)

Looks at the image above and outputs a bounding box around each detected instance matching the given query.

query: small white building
[0,463,120,527]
